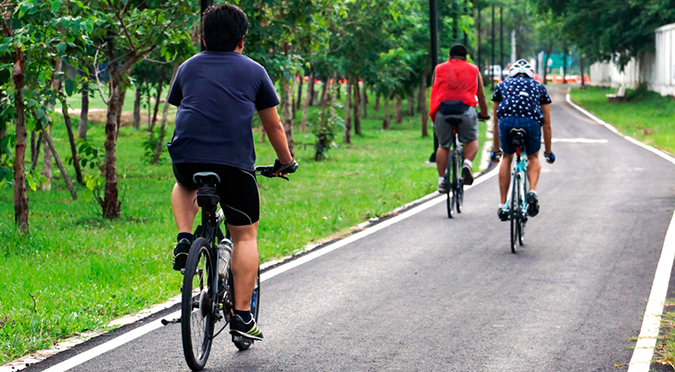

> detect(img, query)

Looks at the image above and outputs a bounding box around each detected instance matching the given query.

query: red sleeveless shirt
[429,59,478,120]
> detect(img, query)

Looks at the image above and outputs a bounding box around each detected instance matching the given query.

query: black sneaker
[172,238,191,271]
[437,177,448,194]
[462,164,474,185]
[497,207,509,221]
[526,191,539,217]
[230,314,263,341]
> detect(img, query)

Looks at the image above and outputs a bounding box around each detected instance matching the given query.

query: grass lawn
[569,86,675,154]
[0,83,492,364]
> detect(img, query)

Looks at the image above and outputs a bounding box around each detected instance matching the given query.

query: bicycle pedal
[161,317,180,326]
[232,334,254,344]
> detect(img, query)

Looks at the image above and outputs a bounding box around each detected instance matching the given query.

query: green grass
[569,86,675,154]
[0,83,497,364]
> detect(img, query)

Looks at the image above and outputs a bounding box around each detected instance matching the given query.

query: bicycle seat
[509,128,527,148]
[445,117,463,126]
[193,172,221,187]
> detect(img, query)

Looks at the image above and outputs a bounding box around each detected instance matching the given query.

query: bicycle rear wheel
[509,175,519,254]
[455,151,463,214]
[181,238,215,371]
[446,150,455,219]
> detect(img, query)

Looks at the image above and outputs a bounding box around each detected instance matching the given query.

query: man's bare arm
[541,104,552,154]
[476,74,489,117]
[258,107,293,165]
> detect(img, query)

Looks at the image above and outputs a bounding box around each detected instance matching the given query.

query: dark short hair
[203,3,248,52]
[449,44,468,58]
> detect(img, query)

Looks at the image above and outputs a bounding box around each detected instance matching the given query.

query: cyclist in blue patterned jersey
[490,59,555,221]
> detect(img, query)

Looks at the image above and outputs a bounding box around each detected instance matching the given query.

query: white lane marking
[628,211,675,371]
[42,169,500,372]
[550,138,608,144]
[566,92,675,371]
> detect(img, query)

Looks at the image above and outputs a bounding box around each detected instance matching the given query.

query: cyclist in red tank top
[429,44,490,192]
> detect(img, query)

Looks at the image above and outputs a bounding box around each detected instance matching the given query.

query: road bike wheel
[509,176,519,254]
[519,170,528,246]
[446,151,454,219]
[455,152,463,214]
[231,269,261,351]
[181,238,215,371]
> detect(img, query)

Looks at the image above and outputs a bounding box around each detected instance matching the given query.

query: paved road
[35,86,675,371]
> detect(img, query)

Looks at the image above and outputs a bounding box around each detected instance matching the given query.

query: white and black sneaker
[526,191,539,217]
[462,165,474,185]
[230,314,263,341]
[437,177,448,194]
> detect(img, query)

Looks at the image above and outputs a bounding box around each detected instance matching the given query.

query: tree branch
[94,48,111,106]
[106,0,137,54]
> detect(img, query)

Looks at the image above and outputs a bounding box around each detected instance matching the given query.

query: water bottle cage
[196,186,220,210]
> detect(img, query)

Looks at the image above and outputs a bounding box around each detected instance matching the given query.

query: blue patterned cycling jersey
[491,77,552,125]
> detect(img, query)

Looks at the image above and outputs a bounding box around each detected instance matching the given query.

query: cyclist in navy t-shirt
[490,60,555,221]
[167,3,297,341]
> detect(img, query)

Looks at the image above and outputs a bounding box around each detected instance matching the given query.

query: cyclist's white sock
[438,176,444,184]
[528,189,537,195]
[463,159,472,168]
[499,203,505,209]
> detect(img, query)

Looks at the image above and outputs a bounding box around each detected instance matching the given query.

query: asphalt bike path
[35,86,675,371]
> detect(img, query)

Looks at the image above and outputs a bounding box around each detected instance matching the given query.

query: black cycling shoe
[498,207,509,221]
[526,191,539,217]
[172,238,191,271]
[230,314,263,341]
[462,164,474,185]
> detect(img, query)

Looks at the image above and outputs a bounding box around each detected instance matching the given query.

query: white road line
[565,92,675,371]
[628,211,675,371]
[41,169,499,372]
[550,138,608,144]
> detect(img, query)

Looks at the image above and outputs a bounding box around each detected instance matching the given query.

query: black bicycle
[176,166,286,371]
[505,128,528,253]
[443,118,464,218]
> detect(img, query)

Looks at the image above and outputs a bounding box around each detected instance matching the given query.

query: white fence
[589,22,675,97]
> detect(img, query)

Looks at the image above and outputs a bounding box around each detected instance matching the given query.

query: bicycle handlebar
[255,166,291,180]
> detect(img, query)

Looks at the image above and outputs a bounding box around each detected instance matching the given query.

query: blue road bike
[504,128,529,254]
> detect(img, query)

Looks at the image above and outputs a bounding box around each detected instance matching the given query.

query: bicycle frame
[505,147,527,215]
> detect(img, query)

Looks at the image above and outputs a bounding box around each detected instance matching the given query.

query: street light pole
[491,3,495,91]
[429,0,439,162]
[200,0,214,51]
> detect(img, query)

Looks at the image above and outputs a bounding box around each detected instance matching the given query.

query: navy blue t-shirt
[167,51,279,171]
[491,77,552,125]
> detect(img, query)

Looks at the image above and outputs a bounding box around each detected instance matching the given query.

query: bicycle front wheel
[181,238,216,371]
[510,175,519,254]
[456,152,463,214]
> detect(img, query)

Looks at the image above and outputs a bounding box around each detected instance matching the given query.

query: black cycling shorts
[172,163,260,226]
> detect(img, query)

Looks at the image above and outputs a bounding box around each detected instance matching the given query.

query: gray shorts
[433,104,478,147]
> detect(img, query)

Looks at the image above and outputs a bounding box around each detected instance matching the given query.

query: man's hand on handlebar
[478,113,491,121]
[255,159,299,180]
[490,150,502,163]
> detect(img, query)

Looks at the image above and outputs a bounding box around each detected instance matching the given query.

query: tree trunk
[41,126,52,191]
[344,79,352,144]
[281,78,294,156]
[319,79,329,108]
[78,78,89,140]
[148,65,166,134]
[301,72,313,133]
[296,73,303,110]
[291,75,298,120]
[361,83,368,119]
[382,95,391,130]
[30,131,42,173]
[102,37,122,219]
[307,74,315,106]
[43,131,77,200]
[395,95,402,124]
[319,78,332,121]
[60,97,83,184]
[153,61,180,165]
[337,81,341,100]
[408,92,414,116]
[115,83,126,139]
[353,77,361,136]
[579,56,586,90]
[420,71,429,138]
[30,130,37,167]
[543,42,552,85]
[132,88,141,129]
[13,46,28,233]
[374,92,380,113]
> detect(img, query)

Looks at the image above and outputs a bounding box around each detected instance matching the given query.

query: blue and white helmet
[508,59,535,79]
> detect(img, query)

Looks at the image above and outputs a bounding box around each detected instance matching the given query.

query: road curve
[30,85,675,372]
